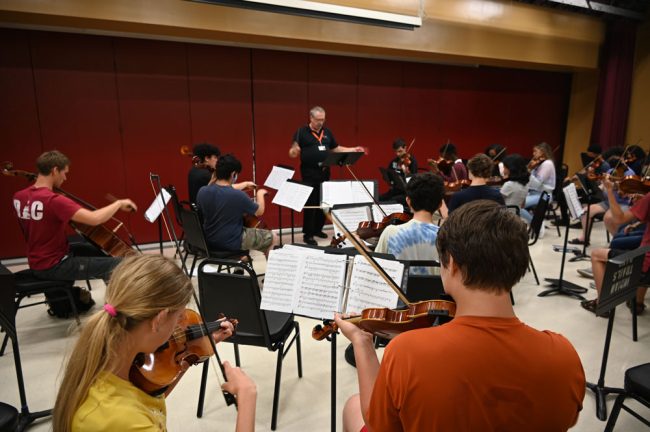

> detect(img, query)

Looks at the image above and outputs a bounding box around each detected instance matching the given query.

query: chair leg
[529,256,540,285]
[60,288,80,325]
[234,343,241,367]
[189,256,198,279]
[196,361,209,418]
[295,322,303,378]
[604,393,626,432]
[86,279,92,291]
[0,332,8,356]
[271,343,285,431]
[509,291,515,306]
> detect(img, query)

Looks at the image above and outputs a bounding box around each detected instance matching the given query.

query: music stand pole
[569,179,593,262]
[278,206,283,247]
[330,331,337,432]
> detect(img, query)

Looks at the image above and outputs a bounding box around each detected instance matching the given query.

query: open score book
[260,245,405,320]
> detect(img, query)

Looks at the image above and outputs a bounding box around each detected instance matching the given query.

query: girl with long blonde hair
[53,255,256,431]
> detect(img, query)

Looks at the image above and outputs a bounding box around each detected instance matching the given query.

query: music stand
[322,151,364,168]
[379,167,407,193]
[569,173,600,262]
[586,246,649,421]
[541,184,589,299]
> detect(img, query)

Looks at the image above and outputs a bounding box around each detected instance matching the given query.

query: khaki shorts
[241,227,273,252]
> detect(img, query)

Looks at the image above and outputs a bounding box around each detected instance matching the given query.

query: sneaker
[303,236,317,246]
[344,343,356,368]
[314,231,328,239]
[577,268,594,279]
[589,282,595,289]
[580,299,609,317]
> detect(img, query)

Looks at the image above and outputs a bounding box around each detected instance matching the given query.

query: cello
[2,162,137,257]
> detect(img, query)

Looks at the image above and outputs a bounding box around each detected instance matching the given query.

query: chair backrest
[404,260,446,303]
[0,264,17,337]
[179,205,209,256]
[553,163,569,201]
[166,184,184,227]
[198,259,273,348]
[529,191,550,245]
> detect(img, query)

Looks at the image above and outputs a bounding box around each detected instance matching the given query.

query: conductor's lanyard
[311,129,324,145]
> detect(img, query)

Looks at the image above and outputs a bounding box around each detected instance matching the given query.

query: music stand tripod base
[539,278,588,300]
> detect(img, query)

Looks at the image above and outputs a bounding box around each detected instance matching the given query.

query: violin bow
[344,165,389,219]
[405,138,416,154]
[326,207,410,305]
[491,146,506,162]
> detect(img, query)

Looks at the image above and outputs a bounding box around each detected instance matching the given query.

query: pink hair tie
[103,303,118,318]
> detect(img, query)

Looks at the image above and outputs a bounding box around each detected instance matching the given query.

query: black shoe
[581,299,609,317]
[570,221,583,229]
[314,231,328,239]
[303,236,317,246]
[344,343,356,368]
[568,238,589,246]
[626,298,646,315]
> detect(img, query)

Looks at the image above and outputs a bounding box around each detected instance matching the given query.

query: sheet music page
[345,255,402,314]
[332,206,372,247]
[260,249,302,313]
[272,181,314,212]
[293,253,347,319]
[264,166,295,190]
[351,181,376,203]
[563,184,584,219]
[281,244,325,254]
[144,188,171,223]
[372,203,405,221]
[322,181,353,205]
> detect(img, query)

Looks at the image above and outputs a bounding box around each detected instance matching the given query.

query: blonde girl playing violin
[53,255,257,432]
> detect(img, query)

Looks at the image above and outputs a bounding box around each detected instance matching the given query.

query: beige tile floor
[1,222,649,431]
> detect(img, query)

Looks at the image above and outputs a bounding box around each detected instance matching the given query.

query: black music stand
[569,173,600,262]
[379,167,407,193]
[322,151,364,168]
[586,246,649,421]
[541,183,589,299]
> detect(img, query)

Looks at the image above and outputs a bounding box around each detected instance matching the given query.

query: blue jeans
[524,191,542,210]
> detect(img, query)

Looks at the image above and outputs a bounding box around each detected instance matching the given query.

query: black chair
[178,204,251,277]
[0,266,53,431]
[196,259,302,430]
[603,363,650,431]
[403,260,445,303]
[528,191,551,286]
[166,185,188,259]
[1,267,79,356]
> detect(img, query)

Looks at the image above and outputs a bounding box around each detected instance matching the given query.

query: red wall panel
[0,30,43,258]
[0,30,572,259]
[113,38,192,243]
[187,44,253,197]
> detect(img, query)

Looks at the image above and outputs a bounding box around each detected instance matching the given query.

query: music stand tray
[322,151,364,167]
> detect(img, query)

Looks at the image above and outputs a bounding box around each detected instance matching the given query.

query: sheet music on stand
[331,204,373,248]
[272,179,313,212]
[260,245,403,320]
[563,183,584,220]
[144,188,172,223]
[264,165,295,190]
[372,203,405,221]
[321,180,376,206]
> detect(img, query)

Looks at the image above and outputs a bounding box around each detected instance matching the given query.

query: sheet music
[563,184,584,219]
[372,203,405,221]
[293,253,347,319]
[345,255,402,314]
[322,181,376,206]
[350,181,376,203]
[272,181,313,212]
[260,249,302,313]
[144,188,171,223]
[264,166,295,190]
[332,206,372,247]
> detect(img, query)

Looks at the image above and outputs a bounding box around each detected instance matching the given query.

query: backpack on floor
[45,286,95,319]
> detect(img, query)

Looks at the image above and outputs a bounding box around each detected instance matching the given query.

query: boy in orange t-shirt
[336,200,585,432]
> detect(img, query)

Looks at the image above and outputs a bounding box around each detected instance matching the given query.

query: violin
[330,212,412,248]
[130,309,238,396]
[428,158,453,176]
[312,299,456,341]
[2,162,136,258]
[180,145,212,171]
[617,176,650,195]
[527,157,546,172]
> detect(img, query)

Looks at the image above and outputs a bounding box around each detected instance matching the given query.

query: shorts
[608,248,650,285]
[241,227,273,252]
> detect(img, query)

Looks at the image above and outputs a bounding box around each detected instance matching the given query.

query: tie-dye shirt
[375,219,439,275]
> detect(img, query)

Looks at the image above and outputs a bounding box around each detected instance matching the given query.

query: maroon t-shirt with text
[13,186,81,270]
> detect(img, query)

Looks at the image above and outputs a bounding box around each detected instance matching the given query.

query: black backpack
[45,286,95,319]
